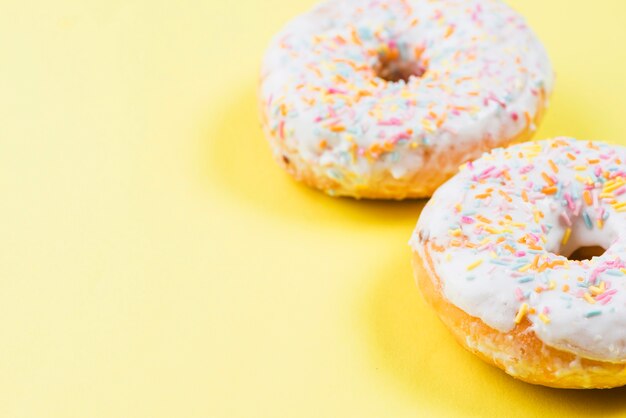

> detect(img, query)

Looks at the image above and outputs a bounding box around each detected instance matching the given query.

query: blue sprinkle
[583,211,593,229]
[518,276,534,283]
[585,310,602,318]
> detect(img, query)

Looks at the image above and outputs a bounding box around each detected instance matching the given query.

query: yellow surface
[3,0,626,416]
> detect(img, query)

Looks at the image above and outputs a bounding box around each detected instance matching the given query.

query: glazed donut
[259,0,553,199]
[411,138,626,388]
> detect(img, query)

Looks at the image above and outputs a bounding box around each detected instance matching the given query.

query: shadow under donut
[364,252,626,417]
[204,81,426,226]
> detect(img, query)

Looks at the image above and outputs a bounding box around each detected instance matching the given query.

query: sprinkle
[542,186,557,195]
[582,211,593,229]
[585,310,602,318]
[514,303,529,324]
[538,313,550,324]
[583,190,592,206]
[561,228,572,245]
[549,159,559,173]
[466,259,483,271]
[449,228,463,237]
[583,293,596,304]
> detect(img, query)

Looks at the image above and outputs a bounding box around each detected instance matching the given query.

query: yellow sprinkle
[514,303,529,324]
[589,285,603,296]
[445,253,452,261]
[484,226,502,234]
[561,228,572,245]
[613,201,626,210]
[584,293,596,304]
[538,313,550,324]
[466,259,483,271]
[574,165,587,171]
[449,228,462,237]
[549,280,556,290]
[604,180,625,194]
[518,263,532,273]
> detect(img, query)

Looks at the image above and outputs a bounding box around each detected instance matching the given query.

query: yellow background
[3,0,626,416]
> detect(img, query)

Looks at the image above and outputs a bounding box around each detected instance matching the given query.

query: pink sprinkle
[278,120,285,139]
[519,164,534,174]
[600,297,613,305]
[515,288,525,301]
[543,307,550,314]
[615,186,626,196]
[391,132,411,143]
[560,211,571,226]
[511,112,519,121]
[594,166,602,177]
[479,166,496,178]
[574,201,582,217]
[596,289,617,302]
[564,193,575,211]
[461,216,475,224]
[327,87,347,95]
[378,118,403,126]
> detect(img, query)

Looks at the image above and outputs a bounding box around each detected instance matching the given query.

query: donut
[411,138,626,388]
[259,0,554,199]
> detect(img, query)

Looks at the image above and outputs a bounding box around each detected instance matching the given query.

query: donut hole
[566,246,607,261]
[374,48,427,83]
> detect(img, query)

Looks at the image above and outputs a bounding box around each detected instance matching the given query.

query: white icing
[411,138,626,362]
[260,0,554,196]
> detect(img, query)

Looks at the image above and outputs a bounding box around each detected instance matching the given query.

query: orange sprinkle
[444,25,456,38]
[549,159,559,173]
[351,28,362,45]
[541,172,555,186]
[475,193,491,199]
[329,125,345,132]
[476,215,492,224]
[562,284,570,292]
[498,190,512,202]
[542,186,557,195]
[566,153,577,160]
[583,190,592,206]
[319,139,328,149]
[521,189,529,202]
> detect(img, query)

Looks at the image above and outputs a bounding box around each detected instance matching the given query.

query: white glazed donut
[411,138,626,388]
[259,0,554,199]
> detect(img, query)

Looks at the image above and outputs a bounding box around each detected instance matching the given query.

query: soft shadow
[365,253,626,417]
[203,82,426,226]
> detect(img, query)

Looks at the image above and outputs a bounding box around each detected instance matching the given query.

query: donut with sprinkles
[411,138,626,388]
[259,0,553,199]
